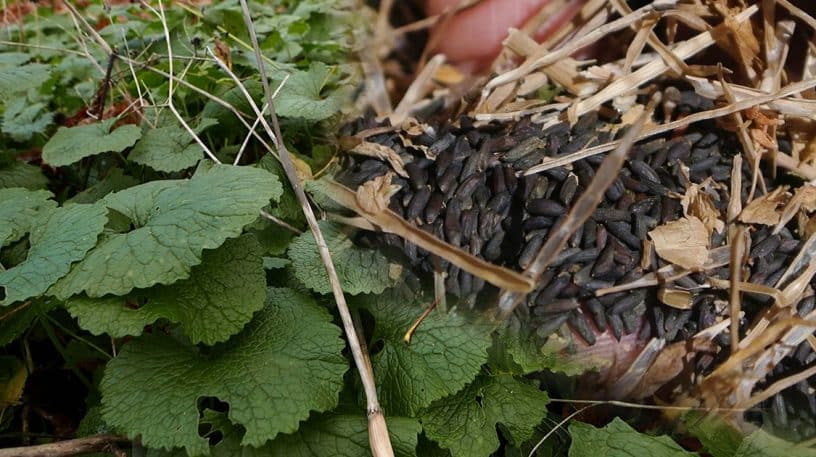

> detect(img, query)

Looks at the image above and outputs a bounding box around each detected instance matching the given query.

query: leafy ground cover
[0,1,814,456]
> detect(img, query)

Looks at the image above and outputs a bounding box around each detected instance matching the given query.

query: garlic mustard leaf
[51,165,281,298]
[568,418,696,457]
[66,235,266,345]
[100,287,347,455]
[421,374,550,457]
[0,188,55,247]
[129,124,204,172]
[1,203,107,306]
[359,291,492,415]
[42,119,142,167]
[289,221,394,295]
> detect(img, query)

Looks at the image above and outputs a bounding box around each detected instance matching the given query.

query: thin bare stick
[496,95,658,318]
[403,297,440,343]
[147,0,219,164]
[236,2,393,455]
[0,434,129,457]
[259,210,302,235]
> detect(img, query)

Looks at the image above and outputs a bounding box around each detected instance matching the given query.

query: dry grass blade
[323,178,534,293]
[596,246,730,296]
[236,2,393,455]
[496,94,659,319]
[525,77,816,175]
[729,226,749,351]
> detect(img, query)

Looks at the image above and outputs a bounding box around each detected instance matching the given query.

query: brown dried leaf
[657,288,693,310]
[355,172,401,215]
[632,339,716,400]
[214,37,232,70]
[432,64,464,85]
[679,180,725,235]
[350,141,408,177]
[738,186,789,225]
[649,216,709,270]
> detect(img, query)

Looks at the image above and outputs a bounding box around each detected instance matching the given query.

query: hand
[424,0,554,71]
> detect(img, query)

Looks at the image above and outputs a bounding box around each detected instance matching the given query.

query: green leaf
[51,164,281,298]
[0,63,50,98]
[421,374,549,457]
[101,287,347,455]
[275,63,349,121]
[360,291,493,415]
[42,119,142,167]
[0,161,48,190]
[489,320,593,376]
[147,410,420,457]
[289,221,395,295]
[267,413,421,457]
[686,413,816,457]
[66,235,267,345]
[1,203,108,306]
[0,188,55,247]
[129,124,204,172]
[2,98,54,142]
[733,429,816,457]
[568,418,696,457]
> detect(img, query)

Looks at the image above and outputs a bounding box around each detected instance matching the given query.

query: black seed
[586,298,607,331]
[536,273,570,305]
[405,161,428,189]
[592,242,616,279]
[454,172,486,204]
[569,311,597,345]
[537,298,580,315]
[438,161,463,194]
[689,156,719,174]
[527,199,565,217]
[435,149,454,177]
[751,235,780,259]
[523,216,555,232]
[559,174,579,205]
[430,132,456,156]
[605,221,642,249]
[610,293,644,314]
[592,208,630,223]
[505,137,546,161]
[630,159,660,184]
[487,192,512,214]
[667,138,692,163]
[568,248,599,264]
[536,313,570,340]
[460,209,478,240]
[484,230,505,261]
[444,199,463,245]
[519,234,545,269]
[406,187,431,221]
[551,247,582,267]
[425,192,446,224]
[608,313,624,340]
[605,178,625,202]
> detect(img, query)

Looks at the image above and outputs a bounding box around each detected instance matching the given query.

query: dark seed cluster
[337,93,816,437]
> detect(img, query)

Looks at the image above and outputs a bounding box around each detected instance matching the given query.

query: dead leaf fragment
[350,141,408,177]
[738,186,789,225]
[679,180,725,235]
[658,288,693,310]
[355,172,401,215]
[649,216,709,270]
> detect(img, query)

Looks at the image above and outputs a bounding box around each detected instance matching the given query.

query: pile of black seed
[337,92,816,438]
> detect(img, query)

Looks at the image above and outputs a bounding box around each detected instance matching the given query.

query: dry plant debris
[332,0,816,448]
